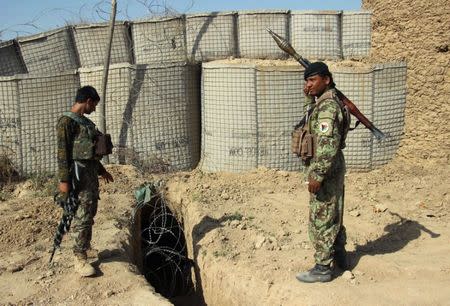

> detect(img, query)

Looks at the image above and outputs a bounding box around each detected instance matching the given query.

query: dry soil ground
[0,159,449,305]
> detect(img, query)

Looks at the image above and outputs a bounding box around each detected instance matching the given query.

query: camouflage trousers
[71,161,99,255]
[308,152,346,266]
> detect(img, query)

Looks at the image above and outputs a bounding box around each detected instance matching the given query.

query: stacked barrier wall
[256,66,305,170]
[291,11,342,60]
[18,27,78,74]
[0,41,26,76]
[238,10,289,59]
[131,16,187,64]
[334,69,374,170]
[0,76,22,172]
[79,64,134,164]
[372,63,407,167]
[131,63,200,171]
[342,11,372,58]
[18,72,80,175]
[73,22,132,67]
[186,12,237,62]
[201,64,258,172]
[201,61,407,173]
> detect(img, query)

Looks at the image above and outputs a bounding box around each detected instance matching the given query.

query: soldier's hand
[308,176,321,193]
[59,182,70,193]
[303,83,312,97]
[101,171,114,183]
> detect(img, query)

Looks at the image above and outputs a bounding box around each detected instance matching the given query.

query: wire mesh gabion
[0,76,22,172]
[291,10,342,60]
[72,22,132,68]
[0,40,27,76]
[334,68,374,170]
[130,62,200,172]
[237,10,290,59]
[186,12,237,63]
[18,71,80,175]
[200,62,305,172]
[131,16,187,65]
[18,27,79,74]
[79,63,134,164]
[201,60,407,172]
[372,62,407,167]
[342,11,372,59]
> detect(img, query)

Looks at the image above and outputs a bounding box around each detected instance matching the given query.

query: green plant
[224,212,243,222]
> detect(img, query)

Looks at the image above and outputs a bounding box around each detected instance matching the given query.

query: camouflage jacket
[307,88,349,183]
[56,112,106,182]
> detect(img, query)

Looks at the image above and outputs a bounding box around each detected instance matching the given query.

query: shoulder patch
[320,122,330,133]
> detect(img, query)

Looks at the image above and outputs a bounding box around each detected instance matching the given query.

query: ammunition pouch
[95,133,113,157]
[292,126,315,163]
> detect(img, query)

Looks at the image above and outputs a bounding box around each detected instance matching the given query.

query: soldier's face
[305,75,330,97]
[85,99,99,114]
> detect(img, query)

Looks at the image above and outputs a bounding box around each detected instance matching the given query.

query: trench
[131,183,204,306]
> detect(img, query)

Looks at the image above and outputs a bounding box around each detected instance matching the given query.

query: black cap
[304,62,331,80]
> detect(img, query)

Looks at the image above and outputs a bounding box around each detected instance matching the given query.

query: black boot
[334,248,349,270]
[296,264,332,283]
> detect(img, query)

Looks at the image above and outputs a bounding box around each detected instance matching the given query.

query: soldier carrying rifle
[53,86,114,277]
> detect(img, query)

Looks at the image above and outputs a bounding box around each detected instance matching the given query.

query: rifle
[49,190,80,263]
[267,28,385,141]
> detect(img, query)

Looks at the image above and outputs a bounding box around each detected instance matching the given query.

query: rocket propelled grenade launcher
[267,28,386,141]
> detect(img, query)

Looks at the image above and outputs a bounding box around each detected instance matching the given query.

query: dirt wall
[363,0,450,162]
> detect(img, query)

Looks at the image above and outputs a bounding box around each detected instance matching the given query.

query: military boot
[296,264,332,283]
[74,253,96,277]
[334,248,349,270]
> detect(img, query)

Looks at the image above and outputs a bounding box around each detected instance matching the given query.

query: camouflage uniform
[56,113,106,255]
[305,88,349,266]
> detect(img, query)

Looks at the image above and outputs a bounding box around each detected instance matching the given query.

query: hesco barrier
[0,75,22,169]
[333,68,374,170]
[372,63,407,167]
[17,27,79,74]
[0,41,27,76]
[79,64,134,164]
[238,10,290,59]
[131,16,187,64]
[342,11,372,58]
[80,62,200,171]
[130,63,200,171]
[1,10,372,75]
[73,22,132,68]
[186,12,237,63]
[0,72,80,175]
[290,11,342,60]
[200,61,407,172]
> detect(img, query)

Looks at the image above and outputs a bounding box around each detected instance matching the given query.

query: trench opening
[131,183,203,305]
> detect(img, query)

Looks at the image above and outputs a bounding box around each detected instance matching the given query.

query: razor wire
[133,182,193,298]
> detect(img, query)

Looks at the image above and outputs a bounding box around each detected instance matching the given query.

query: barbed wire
[132,182,193,297]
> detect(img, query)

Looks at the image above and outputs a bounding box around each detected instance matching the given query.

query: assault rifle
[49,190,80,263]
[267,28,385,140]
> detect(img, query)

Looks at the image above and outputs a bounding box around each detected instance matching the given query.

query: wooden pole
[100,0,117,163]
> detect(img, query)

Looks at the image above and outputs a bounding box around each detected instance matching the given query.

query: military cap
[304,62,331,80]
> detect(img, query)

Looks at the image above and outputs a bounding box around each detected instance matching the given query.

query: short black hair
[75,86,100,103]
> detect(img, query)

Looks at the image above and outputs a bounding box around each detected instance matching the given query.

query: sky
[0,0,362,40]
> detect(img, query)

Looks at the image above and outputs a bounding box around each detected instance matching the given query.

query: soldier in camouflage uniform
[296,62,350,283]
[56,85,114,277]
